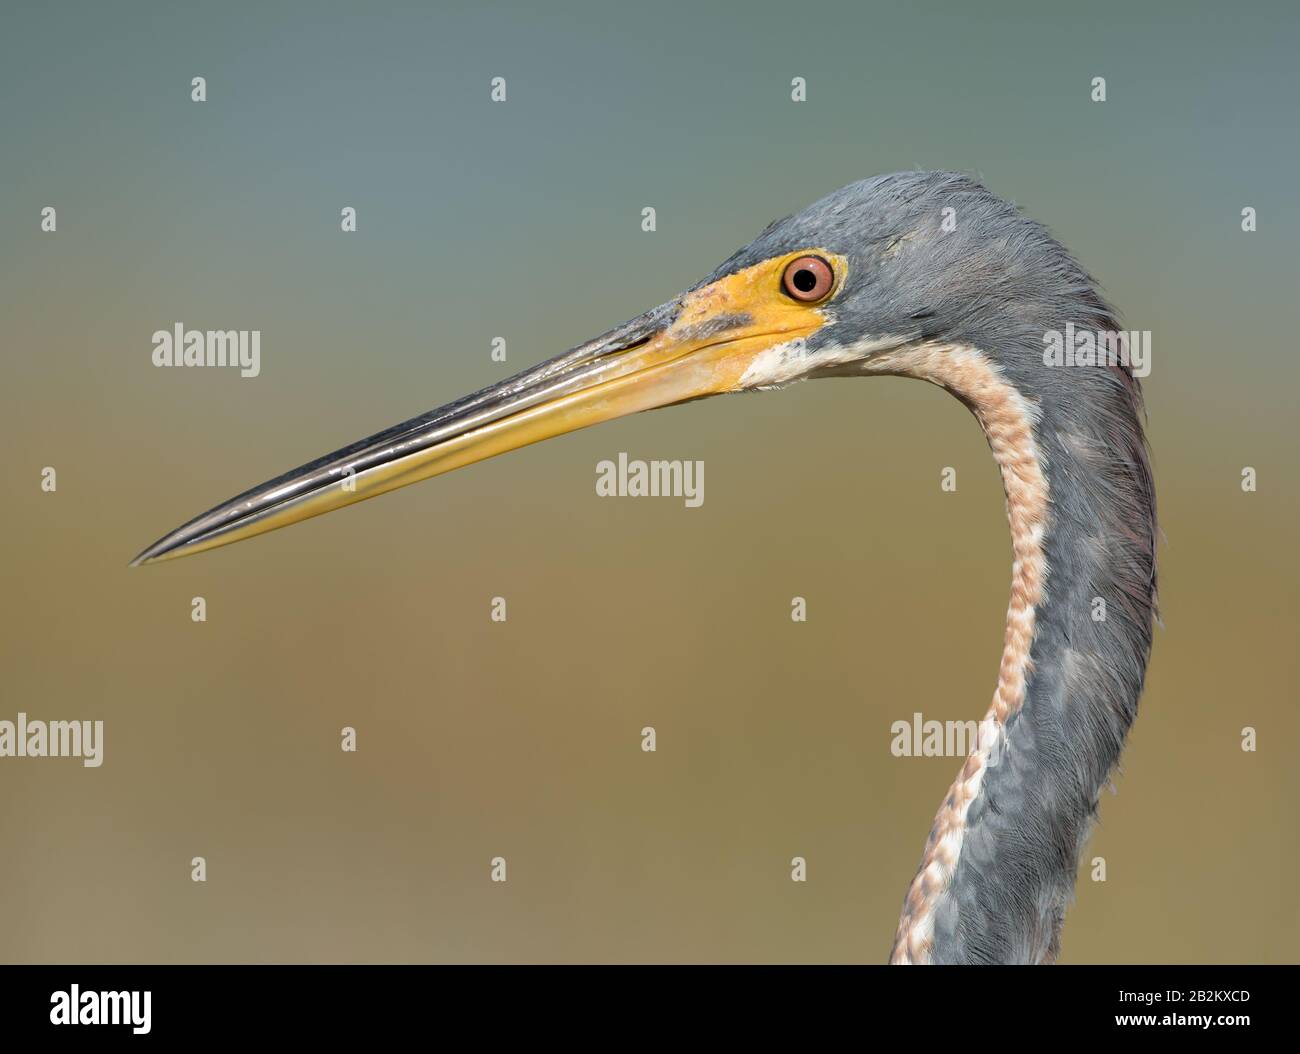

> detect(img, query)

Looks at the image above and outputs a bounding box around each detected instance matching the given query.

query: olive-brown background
[2,0,1296,962]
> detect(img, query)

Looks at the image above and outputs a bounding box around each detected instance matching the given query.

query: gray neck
[875,341,1157,964]
[929,392,1157,963]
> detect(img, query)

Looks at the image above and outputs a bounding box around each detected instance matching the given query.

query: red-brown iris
[781,255,835,302]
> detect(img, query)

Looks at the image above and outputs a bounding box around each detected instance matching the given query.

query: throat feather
[872,344,1051,966]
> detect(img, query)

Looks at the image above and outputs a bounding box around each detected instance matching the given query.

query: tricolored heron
[133,171,1157,964]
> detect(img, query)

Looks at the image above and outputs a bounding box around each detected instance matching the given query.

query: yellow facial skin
[136,250,847,564]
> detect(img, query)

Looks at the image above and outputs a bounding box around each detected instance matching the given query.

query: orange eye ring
[781,255,835,302]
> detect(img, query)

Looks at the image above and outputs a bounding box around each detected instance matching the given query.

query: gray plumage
[132,171,1158,965]
[707,172,1157,962]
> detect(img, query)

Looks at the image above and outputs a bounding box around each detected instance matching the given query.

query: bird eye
[781,255,835,303]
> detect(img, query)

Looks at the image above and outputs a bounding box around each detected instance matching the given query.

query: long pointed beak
[131,254,840,566]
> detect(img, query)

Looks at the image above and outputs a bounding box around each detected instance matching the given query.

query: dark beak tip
[127,299,683,567]
[128,539,169,567]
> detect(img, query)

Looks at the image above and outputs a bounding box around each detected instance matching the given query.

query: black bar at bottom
[0,963,1288,1039]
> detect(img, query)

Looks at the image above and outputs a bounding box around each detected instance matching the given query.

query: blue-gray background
[1,0,1296,961]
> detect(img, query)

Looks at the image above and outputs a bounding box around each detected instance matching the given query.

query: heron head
[132,171,1108,565]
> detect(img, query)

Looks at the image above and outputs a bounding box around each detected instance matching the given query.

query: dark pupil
[792,268,818,293]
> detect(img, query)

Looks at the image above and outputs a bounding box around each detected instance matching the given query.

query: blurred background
[1,0,1296,962]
